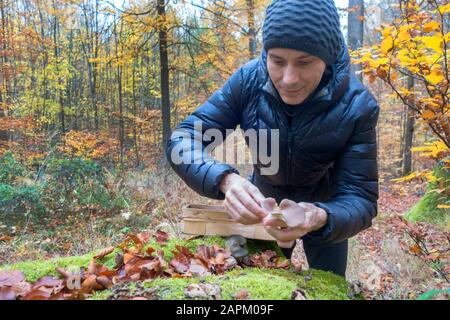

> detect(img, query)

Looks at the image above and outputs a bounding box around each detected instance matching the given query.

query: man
[166,0,379,277]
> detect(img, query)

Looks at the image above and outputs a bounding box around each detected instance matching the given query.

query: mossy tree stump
[0,236,352,300]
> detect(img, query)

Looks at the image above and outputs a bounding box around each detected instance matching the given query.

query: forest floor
[0,169,449,300]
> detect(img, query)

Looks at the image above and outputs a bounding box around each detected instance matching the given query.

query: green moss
[90,290,113,300]
[406,165,450,229]
[139,267,349,300]
[246,239,284,257]
[0,253,94,282]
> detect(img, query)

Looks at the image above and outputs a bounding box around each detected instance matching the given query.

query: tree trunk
[246,0,257,60]
[114,19,124,168]
[347,0,364,82]
[0,0,9,145]
[402,76,415,175]
[53,8,65,134]
[157,0,171,153]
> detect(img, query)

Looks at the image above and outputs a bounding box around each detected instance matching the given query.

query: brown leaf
[154,230,169,244]
[0,270,25,287]
[123,253,135,264]
[0,235,12,242]
[170,254,190,274]
[136,232,151,244]
[119,234,143,254]
[0,286,16,300]
[291,288,307,300]
[81,275,103,291]
[409,244,422,255]
[233,289,249,300]
[32,276,64,290]
[93,246,115,259]
[189,259,211,277]
[55,267,71,279]
[23,287,53,300]
[96,276,112,289]
[12,281,32,298]
[275,257,290,269]
[87,260,110,275]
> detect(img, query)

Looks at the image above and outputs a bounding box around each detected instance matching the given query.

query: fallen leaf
[0,270,25,287]
[233,289,249,300]
[291,288,307,300]
[32,276,64,290]
[93,246,115,259]
[154,230,169,244]
[0,235,12,242]
[0,286,16,300]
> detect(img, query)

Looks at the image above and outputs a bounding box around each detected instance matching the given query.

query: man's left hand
[263,199,328,248]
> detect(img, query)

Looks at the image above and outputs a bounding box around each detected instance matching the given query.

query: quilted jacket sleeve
[305,93,380,245]
[165,68,247,200]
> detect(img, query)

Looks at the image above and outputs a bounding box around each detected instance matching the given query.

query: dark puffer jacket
[166,37,379,245]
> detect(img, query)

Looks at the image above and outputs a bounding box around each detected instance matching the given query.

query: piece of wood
[181,204,275,241]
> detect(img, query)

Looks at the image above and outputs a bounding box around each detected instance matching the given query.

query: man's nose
[283,65,299,86]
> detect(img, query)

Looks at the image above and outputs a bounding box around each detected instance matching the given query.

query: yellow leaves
[411,141,449,158]
[423,21,440,33]
[424,171,438,183]
[396,48,417,66]
[438,3,450,14]
[381,25,393,38]
[395,25,413,45]
[391,170,439,184]
[437,204,450,209]
[391,171,420,183]
[420,35,444,54]
[425,65,445,85]
[381,36,394,55]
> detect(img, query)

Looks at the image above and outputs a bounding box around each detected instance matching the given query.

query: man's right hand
[220,173,268,225]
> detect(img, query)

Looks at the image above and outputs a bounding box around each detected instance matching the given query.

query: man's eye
[298,61,311,66]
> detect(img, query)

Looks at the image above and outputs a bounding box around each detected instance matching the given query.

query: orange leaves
[421,110,436,120]
[93,246,115,260]
[423,21,440,33]
[58,130,117,160]
[0,235,13,242]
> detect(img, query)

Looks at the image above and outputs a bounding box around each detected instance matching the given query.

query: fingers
[263,216,288,228]
[265,226,304,242]
[224,195,261,225]
[279,198,298,209]
[261,197,277,212]
[247,186,267,208]
[235,187,267,218]
[277,240,296,249]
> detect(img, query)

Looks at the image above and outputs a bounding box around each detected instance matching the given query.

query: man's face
[267,48,326,105]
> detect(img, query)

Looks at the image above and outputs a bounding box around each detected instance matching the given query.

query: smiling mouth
[281,87,304,95]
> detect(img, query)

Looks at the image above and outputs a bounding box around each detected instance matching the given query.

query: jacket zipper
[287,129,293,186]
